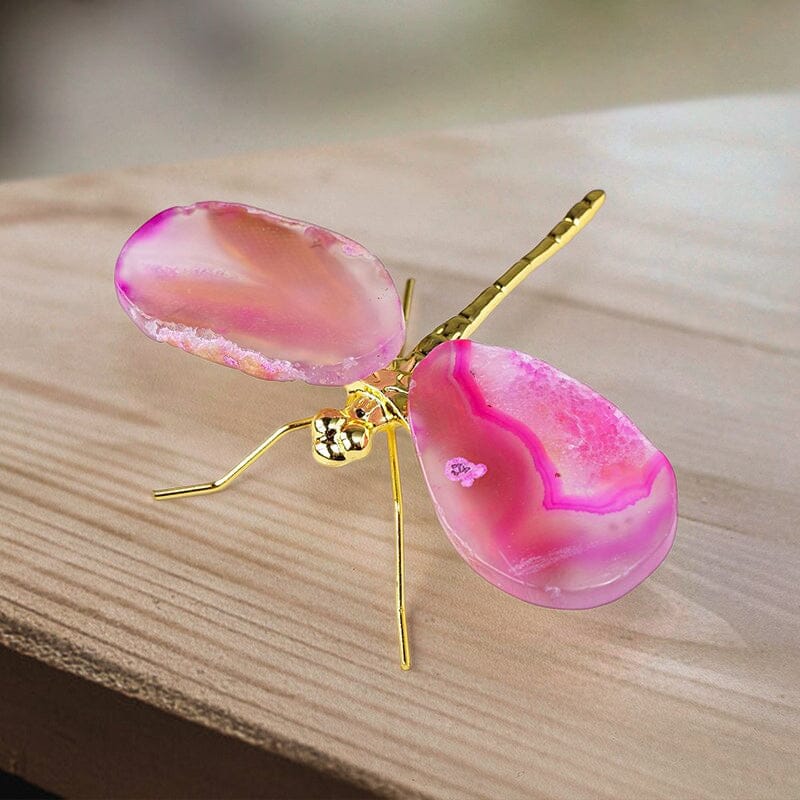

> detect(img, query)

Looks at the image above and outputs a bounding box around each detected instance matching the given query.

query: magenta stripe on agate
[451,341,666,514]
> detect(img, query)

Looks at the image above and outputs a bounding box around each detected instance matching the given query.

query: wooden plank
[0,644,376,799]
[1,93,799,799]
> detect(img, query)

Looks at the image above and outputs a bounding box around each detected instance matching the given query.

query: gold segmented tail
[410,189,605,361]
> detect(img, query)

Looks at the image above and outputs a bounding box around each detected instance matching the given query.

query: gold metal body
[153,190,605,670]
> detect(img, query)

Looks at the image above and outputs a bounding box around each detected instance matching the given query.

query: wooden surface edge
[0,608,416,800]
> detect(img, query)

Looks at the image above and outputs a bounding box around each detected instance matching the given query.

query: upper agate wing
[407,340,678,609]
[114,202,405,386]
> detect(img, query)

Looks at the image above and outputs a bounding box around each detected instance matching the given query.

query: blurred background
[1,0,799,181]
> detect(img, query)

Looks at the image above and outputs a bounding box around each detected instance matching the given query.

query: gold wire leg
[386,423,411,670]
[153,417,313,500]
[400,277,415,357]
[402,277,415,322]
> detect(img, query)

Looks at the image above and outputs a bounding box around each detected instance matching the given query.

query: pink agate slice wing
[407,340,677,609]
[115,202,405,385]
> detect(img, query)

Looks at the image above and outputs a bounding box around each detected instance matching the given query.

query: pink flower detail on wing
[444,457,488,488]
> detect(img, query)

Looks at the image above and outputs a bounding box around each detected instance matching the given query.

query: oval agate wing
[115,202,405,386]
[407,340,677,609]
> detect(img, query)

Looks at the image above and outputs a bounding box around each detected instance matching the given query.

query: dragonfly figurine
[115,190,678,670]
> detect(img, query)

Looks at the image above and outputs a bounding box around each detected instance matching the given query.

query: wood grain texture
[1,93,799,799]
[0,645,376,799]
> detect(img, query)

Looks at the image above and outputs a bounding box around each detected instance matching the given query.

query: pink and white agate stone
[115,202,405,386]
[407,340,677,609]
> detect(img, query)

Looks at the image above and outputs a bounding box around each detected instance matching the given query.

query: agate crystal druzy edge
[407,340,678,609]
[115,202,406,386]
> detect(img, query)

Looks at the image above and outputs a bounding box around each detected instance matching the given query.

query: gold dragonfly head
[310,361,414,466]
[311,407,373,465]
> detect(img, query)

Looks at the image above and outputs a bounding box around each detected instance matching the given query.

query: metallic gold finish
[387,423,411,670]
[402,277,415,323]
[149,191,605,670]
[152,417,313,499]
[411,189,605,360]
[311,409,373,466]
[400,277,415,357]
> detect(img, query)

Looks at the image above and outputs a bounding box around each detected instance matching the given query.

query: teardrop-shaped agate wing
[115,202,405,385]
[407,340,677,609]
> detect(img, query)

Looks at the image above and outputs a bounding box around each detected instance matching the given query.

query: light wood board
[1,93,799,799]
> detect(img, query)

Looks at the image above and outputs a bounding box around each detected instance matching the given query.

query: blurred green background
[1,0,798,179]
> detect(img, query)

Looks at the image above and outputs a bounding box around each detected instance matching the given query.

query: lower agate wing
[407,340,678,609]
[114,202,405,386]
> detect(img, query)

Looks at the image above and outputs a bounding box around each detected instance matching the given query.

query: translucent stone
[408,340,678,609]
[115,202,405,385]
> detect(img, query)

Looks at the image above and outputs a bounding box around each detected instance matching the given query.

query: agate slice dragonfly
[115,190,678,670]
